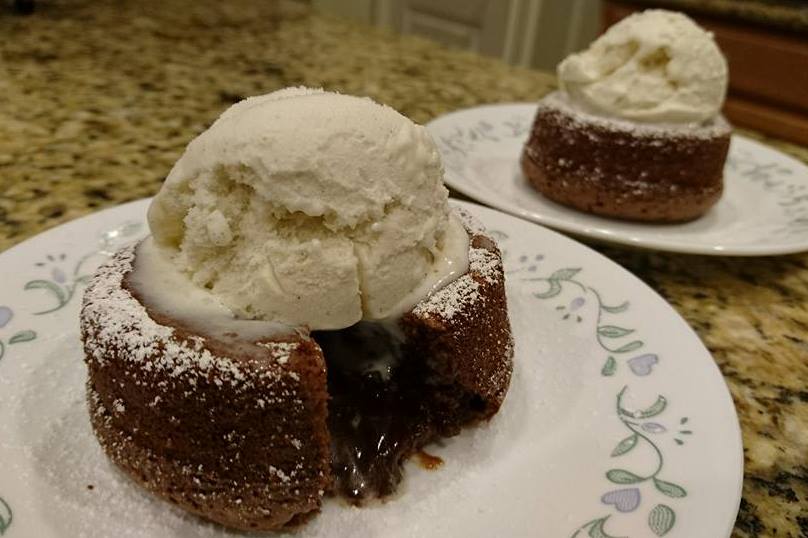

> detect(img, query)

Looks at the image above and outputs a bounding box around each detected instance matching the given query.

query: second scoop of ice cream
[558,9,728,124]
[147,88,468,330]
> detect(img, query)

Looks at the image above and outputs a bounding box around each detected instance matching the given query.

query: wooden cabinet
[604,1,808,145]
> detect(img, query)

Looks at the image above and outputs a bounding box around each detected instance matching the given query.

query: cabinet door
[395,0,515,58]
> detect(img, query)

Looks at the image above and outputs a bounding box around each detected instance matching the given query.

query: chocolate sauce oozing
[314,322,439,503]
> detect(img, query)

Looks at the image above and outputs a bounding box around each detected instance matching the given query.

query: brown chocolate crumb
[416,451,443,470]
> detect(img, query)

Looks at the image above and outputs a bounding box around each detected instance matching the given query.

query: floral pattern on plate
[503,240,691,537]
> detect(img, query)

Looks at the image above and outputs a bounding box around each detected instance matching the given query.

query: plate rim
[427,102,808,257]
[0,198,151,261]
[0,197,744,537]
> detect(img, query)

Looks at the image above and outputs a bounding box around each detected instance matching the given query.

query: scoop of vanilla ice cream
[558,10,728,123]
[147,87,465,330]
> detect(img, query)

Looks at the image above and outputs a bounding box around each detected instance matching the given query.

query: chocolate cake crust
[81,248,332,531]
[521,92,731,222]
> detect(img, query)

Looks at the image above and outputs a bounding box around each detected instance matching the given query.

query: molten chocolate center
[314,322,438,503]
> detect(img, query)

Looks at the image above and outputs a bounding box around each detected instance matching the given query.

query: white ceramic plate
[0,199,742,537]
[427,103,808,256]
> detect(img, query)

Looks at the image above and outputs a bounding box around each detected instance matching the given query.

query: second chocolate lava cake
[522,92,731,222]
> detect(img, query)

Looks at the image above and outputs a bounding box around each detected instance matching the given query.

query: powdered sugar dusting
[80,246,302,390]
[413,209,504,320]
[468,248,501,285]
[257,341,299,365]
[454,207,492,241]
[413,274,482,320]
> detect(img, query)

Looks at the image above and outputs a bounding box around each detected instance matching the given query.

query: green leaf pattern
[0,322,36,535]
[572,517,626,538]
[8,330,36,345]
[534,280,562,299]
[621,395,667,420]
[653,479,687,499]
[598,326,635,338]
[515,257,690,538]
[24,279,69,314]
[612,340,644,354]
[0,323,37,364]
[637,396,668,419]
[0,497,11,535]
[648,504,676,536]
[588,517,626,538]
[601,302,630,314]
[611,434,638,457]
[0,222,145,534]
[601,356,617,377]
[607,469,644,485]
[549,268,582,281]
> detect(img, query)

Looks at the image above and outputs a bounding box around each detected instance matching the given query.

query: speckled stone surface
[1,1,807,536]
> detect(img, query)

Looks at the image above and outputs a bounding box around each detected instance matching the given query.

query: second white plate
[427,103,808,256]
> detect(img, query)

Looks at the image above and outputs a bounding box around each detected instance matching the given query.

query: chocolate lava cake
[521,92,732,222]
[80,208,513,532]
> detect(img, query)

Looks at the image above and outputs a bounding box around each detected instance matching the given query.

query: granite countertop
[1,1,807,536]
